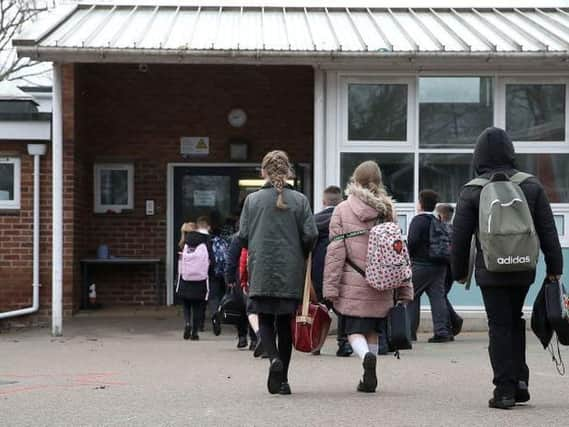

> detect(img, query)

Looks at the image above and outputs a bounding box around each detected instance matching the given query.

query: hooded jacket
[239,183,318,300]
[323,184,413,318]
[452,127,563,287]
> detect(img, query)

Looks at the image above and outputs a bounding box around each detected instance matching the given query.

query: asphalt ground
[1,309,568,427]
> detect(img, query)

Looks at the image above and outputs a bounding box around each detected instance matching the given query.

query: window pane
[398,215,408,235]
[348,84,407,141]
[340,153,414,202]
[516,154,569,202]
[420,154,474,203]
[0,163,15,201]
[100,169,129,205]
[506,84,565,141]
[554,215,565,235]
[419,77,493,148]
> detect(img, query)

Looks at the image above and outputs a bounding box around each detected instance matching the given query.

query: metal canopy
[13,4,569,61]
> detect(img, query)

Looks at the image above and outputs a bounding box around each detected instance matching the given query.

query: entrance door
[171,165,309,303]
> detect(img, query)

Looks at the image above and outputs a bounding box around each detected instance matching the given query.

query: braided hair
[261,150,292,210]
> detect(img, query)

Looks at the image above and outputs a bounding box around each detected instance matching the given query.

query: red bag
[291,254,332,353]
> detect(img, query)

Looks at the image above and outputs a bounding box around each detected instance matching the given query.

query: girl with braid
[239,150,318,395]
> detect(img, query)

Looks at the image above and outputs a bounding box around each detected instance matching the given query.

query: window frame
[496,76,569,152]
[0,156,21,210]
[340,76,416,151]
[93,163,134,214]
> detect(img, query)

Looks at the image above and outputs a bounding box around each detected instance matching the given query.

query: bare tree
[0,0,52,82]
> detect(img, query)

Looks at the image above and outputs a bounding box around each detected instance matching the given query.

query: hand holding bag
[218,285,246,325]
[544,278,569,346]
[291,254,332,353]
[387,295,413,358]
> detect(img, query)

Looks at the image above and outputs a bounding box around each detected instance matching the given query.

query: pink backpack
[365,222,412,291]
[179,243,210,282]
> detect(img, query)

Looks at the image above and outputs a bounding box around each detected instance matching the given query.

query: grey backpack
[467,172,539,273]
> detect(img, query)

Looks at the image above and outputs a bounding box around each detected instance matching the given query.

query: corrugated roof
[13,4,569,61]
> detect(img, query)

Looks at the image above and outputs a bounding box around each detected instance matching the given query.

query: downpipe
[0,144,46,320]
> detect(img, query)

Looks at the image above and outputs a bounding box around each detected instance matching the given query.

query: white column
[52,63,63,336]
[313,68,325,213]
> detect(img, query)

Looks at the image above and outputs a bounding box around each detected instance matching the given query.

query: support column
[313,67,325,213]
[52,63,63,337]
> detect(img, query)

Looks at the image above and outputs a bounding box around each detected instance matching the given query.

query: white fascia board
[0,121,51,141]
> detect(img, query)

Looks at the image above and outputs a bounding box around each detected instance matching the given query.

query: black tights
[183,299,203,334]
[258,313,293,382]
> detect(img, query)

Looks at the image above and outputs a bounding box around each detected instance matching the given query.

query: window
[348,83,408,141]
[94,163,134,213]
[506,83,566,141]
[340,153,414,202]
[0,157,20,210]
[516,154,569,203]
[419,77,493,148]
[419,154,473,203]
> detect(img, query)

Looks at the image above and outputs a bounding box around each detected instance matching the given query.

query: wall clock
[228,108,247,128]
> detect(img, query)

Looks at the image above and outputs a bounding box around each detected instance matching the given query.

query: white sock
[348,336,370,360]
[368,343,379,355]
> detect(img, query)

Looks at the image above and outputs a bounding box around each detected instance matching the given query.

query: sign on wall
[180,137,210,156]
[193,190,216,207]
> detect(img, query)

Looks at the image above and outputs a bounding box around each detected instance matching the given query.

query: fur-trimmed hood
[345,183,394,222]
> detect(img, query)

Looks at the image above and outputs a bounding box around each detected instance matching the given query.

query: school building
[2,1,569,334]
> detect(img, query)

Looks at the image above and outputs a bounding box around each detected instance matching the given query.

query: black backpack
[428,216,451,263]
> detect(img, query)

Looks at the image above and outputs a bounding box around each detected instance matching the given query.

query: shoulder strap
[330,229,367,243]
[346,258,366,278]
[465,177,490,187]
[510,172,533,185]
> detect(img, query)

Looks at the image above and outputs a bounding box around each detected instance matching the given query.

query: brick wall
[75,63,314,306]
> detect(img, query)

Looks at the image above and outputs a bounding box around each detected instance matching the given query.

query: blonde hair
[350,160,388,198]
[178,222,197,249]
[261,150,293,210]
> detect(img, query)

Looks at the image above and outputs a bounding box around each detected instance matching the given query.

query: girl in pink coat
[324,161,413,393]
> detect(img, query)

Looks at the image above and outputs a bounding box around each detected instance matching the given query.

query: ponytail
[261,150,292,210]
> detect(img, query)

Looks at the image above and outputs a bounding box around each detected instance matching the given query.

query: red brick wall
[0,64,77,326]
[74,63,314,306]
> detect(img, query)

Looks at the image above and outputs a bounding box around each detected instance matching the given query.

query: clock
[228,108,247,128]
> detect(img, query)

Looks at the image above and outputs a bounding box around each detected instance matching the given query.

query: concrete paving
[1,308,568,427]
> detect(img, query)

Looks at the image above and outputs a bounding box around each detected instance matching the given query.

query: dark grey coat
[239,184,318,300]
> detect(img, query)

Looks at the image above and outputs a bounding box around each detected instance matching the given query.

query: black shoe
[489,395,515,409]
[253,340,264,358]
[237,336,248,349]
[452,317,464,337]
[357,352,377,393]
[190,334,199,341]
[211,313,222,336]
[249,340,257,351]
[336,342,353,357]
[515,381,530,403]
[267,359,284,394]
[428,335,454,343]
[312,350,321,356]
[261,352,270,359]
[279,382,291,395]
[183,325,191,340]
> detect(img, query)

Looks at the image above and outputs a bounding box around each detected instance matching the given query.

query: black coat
[452,127,563,287]
[311,206,335,301]
[224,233,243,286]
[408,213,436,264]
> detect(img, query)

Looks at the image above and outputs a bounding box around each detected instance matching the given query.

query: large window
[516,154,569,203]
[348,83,408,141]
[506,83,566,142]
[340,153,413,202]
[419,77,493,148]
[0,157,20,210]
[94,163,134,213]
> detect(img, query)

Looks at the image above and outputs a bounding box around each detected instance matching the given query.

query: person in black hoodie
[452,127,563,409]
[311,186,353,357]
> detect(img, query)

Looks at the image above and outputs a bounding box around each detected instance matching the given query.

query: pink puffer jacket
[323,184,414,318]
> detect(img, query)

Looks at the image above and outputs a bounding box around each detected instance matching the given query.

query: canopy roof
[13,3,569,63]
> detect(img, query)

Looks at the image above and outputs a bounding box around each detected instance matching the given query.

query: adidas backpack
[211,236,228,279]
[467,172,539,273]
[179,243,210,282]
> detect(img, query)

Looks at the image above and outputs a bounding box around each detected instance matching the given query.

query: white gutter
[52,63,63,337]
[0,144,47,320]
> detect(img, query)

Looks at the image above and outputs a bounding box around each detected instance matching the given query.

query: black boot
[515,381,530,403]
[336,341,353,357]
[183,324,191,340]
[237,335,248,349]
[357,352,377,393]
[489,389,515,409]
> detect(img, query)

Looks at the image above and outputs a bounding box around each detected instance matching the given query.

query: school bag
[428,216,452,263]
[332,222,412,291]
[466,172,539,273]
[179,243,210,282]
[211,236,228,279]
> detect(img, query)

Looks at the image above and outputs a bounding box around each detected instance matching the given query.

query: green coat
[239,184,318,300]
